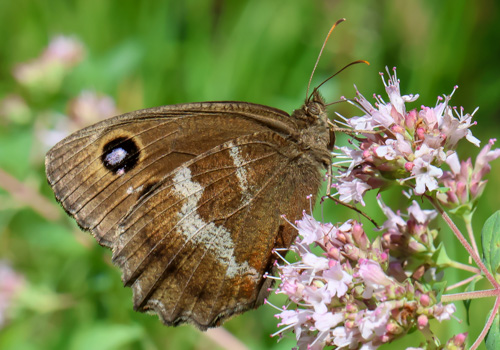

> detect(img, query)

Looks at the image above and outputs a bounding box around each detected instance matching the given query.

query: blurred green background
[0,0,499,349]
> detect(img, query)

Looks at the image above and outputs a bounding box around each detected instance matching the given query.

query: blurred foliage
[0,0,499,349]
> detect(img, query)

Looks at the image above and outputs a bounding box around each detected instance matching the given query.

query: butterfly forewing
[45,102,295,246]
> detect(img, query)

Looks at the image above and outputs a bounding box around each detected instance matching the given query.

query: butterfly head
[288,89,335,169]
[291,89,329,132]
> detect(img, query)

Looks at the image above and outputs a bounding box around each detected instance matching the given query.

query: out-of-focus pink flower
[13,35,84,92]
[0,94,31,125]
[38,91,118,150]
[67,90,118,127]
[0,262,25,328]
[43,35,85,66]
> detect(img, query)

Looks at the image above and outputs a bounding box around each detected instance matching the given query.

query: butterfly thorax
[290,91,333,168]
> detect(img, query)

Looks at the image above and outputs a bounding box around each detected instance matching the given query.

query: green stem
[447,260,480,274]
[464,212,479,258]
[426,195,500,288]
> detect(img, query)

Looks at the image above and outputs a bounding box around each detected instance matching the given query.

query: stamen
[271,323,295,338]
[273,250,290,264]
[264,298,281,311]
[334,112,350,123]
[264,274,281,281]
[280,214,298,230]
[307,194,314,214]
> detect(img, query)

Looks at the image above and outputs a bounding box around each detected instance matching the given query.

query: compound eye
[308,102,320,117]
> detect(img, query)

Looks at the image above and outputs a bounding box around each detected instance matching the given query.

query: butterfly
[45,19,356,330]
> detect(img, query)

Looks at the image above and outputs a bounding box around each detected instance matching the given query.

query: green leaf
[432,243,452,266]
[486,311,500,350]
[449,203,473,217]
[69,323,143,350]
[432,281,448,302]
[481,211,500,279]
[463,277,477,325]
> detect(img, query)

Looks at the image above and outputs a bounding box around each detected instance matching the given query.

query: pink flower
[417,314,429,329]
[303,285,332,314]
[432,303,456,322]
[446,333,467,349]
[67,90,118,127]
[271,212,458,349]
[296,213,333,245]
[411,144,444,194]
[323,262,352,298]
[470,139,500,198]
[377,196,406,231]
[313,311,344,332]
[336,178,372,206]
[332,326,359,348]
[358,303,391,340]
[358,259,397,299]
[276,308,313,340]
[437,139,500,209]
[407,200,437,224]
[44,35,85,65]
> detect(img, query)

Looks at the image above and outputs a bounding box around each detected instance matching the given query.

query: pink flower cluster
[38,90,119,150]
[270,212,459,350]
[13,35,84,90]
[333,68,495,203]
[268,68,500,349]
[437,139,500,212]
[0,35,119,151]
[378,197,438,261]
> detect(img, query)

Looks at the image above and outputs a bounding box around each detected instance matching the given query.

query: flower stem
[445,275,481,292]
[447,260,480,274]
[441,288,499,302]
[426,195,500,288]
[470,296,500,350]
[464,212,479,258]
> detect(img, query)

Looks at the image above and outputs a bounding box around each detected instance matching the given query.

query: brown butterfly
[45,19,358,330]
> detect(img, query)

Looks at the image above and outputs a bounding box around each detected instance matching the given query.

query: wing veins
[203,153,294,322]
[131,179,237,308]
[111,138,280,242]
[51,118,180,187]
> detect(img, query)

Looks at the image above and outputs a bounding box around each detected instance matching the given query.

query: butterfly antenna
[306,18,346,101]
[310,60,370,101]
